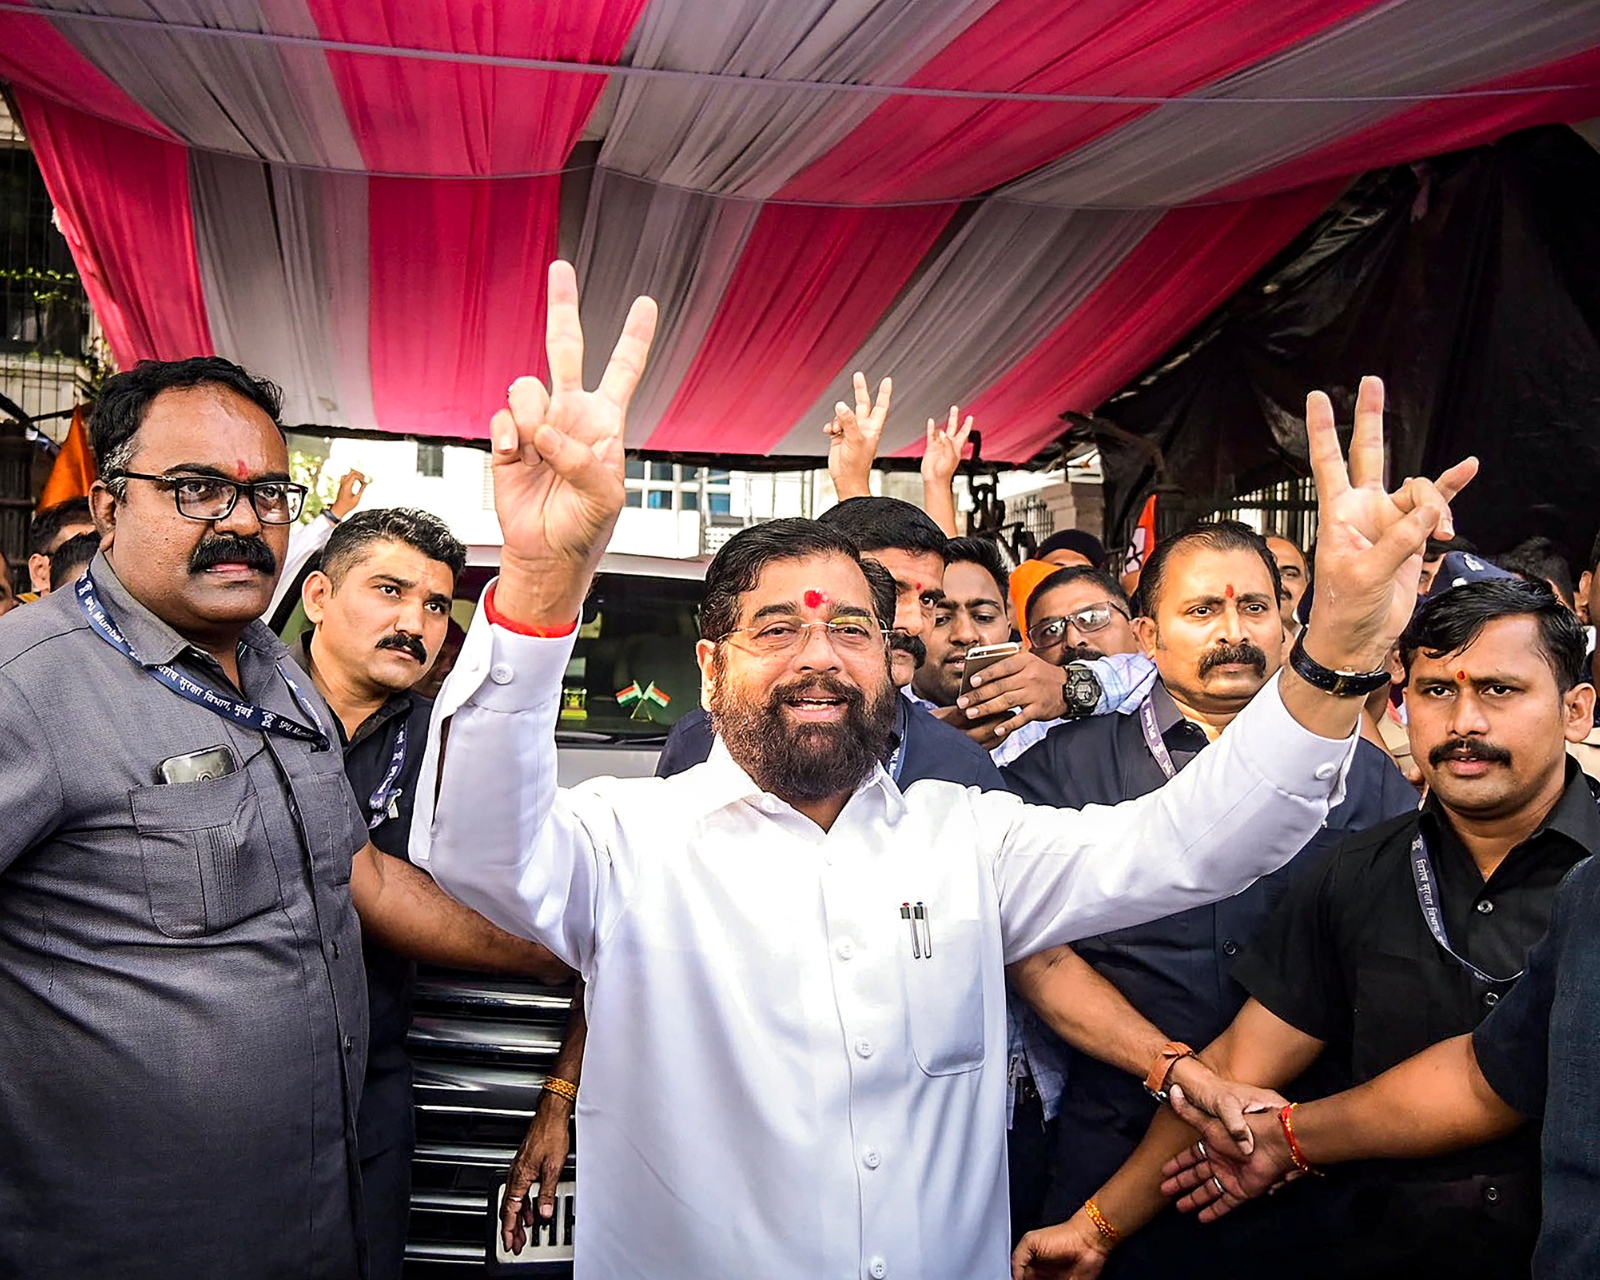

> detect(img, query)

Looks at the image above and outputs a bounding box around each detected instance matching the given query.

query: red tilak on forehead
[804,589,827,609]
[1224,584,1235,599]
[235,460,249,480]
[1457,669,1468,681]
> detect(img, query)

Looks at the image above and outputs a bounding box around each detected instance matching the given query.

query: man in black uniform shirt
[295,507,570,1279]
[1018,576,1597,1279]
[1001,521,1416,1252]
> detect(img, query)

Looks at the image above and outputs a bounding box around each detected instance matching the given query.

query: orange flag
[1120,493,1158,596]
[38,405,96,509]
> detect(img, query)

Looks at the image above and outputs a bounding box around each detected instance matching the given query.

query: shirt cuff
[1228,669,1357,805]
[484,582,578,638]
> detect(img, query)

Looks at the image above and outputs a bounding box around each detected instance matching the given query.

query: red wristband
[1278,1102,1322,1176]
[484,583,578,638]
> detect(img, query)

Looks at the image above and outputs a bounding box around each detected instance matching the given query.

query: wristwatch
[1143,1041,1195,1103]
[1061,661,1103,718]
[1287,633,1390,698]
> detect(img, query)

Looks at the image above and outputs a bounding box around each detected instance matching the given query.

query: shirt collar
[695,733,907,825]
[291,628,415,749]
[88,551,283,668]
[901,685,939,713]
[1420,757,1600,865]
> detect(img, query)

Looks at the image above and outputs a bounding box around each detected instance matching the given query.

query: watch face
[1066,668,1101,710]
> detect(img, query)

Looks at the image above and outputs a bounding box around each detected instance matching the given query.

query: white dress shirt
[413,600,1355,1280]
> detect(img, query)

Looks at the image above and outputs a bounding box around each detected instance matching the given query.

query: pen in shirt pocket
[901,902,922,960]
[915,902,932,958]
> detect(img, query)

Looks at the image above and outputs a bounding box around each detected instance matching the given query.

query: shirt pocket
[129,770,279,938]
[902,916,986,1076]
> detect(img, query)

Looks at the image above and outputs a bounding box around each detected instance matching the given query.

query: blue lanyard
[77,571,329,750]
[1138,697,1178,781]
[1409,831,1522,986]
[366,719,409,830]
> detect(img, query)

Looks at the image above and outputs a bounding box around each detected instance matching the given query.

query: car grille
[403,968,575,1278]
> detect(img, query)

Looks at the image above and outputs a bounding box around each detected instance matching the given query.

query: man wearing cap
[1037,529,1107,570]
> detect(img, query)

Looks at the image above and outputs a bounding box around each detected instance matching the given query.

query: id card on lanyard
[367,719,409,830]
[1409,830,1522,985]
[77,571,330,751]
[1138,697,1179,781]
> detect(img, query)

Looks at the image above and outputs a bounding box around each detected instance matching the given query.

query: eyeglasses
[117,471,308,524]
[1027,601,1129,650]
[720,617,887,656]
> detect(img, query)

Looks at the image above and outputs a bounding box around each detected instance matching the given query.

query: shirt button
[1484,991,1500,1009]
[331,941,341,960]
[868,1259,887,1279]
[489,663,514,685]
[1477,899,1495,914]
[1484,1185,1500,1204]
[862,1147,881,1170]
[343,1035,355,1055]
[1313,762,1338,781]
[837,939,855,960]
[854,1038,874,1059]
[1222,939,1239,957]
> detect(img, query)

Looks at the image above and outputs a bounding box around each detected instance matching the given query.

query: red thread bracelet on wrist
[1278,1102,1322,1176]
[484,583,578,638]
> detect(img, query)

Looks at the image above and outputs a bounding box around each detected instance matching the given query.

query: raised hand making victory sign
[488,260,658,629]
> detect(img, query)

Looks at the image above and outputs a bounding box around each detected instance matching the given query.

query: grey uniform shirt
[0,554,369,1280]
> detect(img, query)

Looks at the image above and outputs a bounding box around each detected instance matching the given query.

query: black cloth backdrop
[1080,125,1600,572]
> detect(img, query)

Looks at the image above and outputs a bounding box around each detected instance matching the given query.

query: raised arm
[993,377,1475,955]
[823,371,891,501]
[409,262,658,968]
[920,404,972,537]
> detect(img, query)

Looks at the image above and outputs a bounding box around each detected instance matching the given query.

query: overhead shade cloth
[0,0,1597,461]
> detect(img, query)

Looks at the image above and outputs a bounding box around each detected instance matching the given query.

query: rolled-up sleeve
[989,670,1356,962]
[409,594,610,972]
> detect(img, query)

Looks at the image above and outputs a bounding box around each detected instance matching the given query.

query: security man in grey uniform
[0,357,549,1278]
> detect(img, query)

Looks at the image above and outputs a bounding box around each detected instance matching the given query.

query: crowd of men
[0,265,1596,1280]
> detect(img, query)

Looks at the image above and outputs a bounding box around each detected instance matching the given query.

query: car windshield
[555,571,702,740]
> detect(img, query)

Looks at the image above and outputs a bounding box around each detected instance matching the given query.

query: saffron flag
[38,406,96,509]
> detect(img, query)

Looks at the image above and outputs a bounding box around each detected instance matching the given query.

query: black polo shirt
[1000,681,1418,1223]
[295,637,435,1157]
[654,697,1006,791]
[1473,851,1600,1280]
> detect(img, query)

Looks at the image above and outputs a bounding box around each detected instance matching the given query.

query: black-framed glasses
[117,471,308,524]
[1027,601,1129,650]
[720,616,888,656]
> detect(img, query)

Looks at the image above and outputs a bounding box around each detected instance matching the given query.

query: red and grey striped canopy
[2,1,1597,461]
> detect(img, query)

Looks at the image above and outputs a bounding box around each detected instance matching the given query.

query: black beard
[1198,640,1268,678]
[377,632,428,664]
[711,667,898,803]
[189,534,277,576]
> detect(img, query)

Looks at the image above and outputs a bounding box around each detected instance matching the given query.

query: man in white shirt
[412,262,1475,1280]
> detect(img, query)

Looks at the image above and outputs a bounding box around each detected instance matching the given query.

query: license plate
[490,1179,576,1267]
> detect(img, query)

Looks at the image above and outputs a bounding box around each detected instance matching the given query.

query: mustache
[1067,642,1105,662]
[1428,738,1513,767]
[189,534,277,575]
[769,673,865,713]
[890,631,927,667]
[376,632,428,664]
[1198,641,1268,678]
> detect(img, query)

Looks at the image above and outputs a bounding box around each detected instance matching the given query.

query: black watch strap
[1287,633,1389,697]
